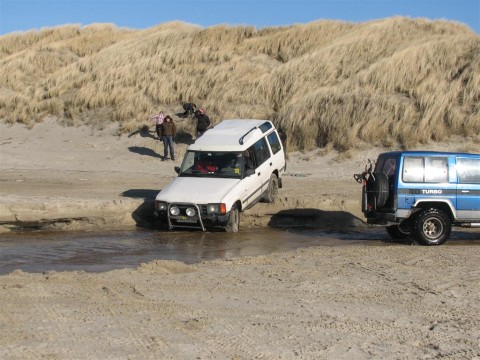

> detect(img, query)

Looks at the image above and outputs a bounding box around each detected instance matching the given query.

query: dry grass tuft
[1,17,479,151]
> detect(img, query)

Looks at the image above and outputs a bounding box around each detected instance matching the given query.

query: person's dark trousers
[162,135,175,160]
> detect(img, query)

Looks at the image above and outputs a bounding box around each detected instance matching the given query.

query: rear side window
[403,157,424,182]
[402,156,448,183]
[259,122,273,133]
[457,158,480,184]
[267,132,282,155]
[381,158,396,177]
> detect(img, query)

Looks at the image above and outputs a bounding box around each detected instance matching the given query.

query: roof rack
[239,127,258,145]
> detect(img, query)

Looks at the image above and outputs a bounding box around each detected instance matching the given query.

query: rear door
[266,130,286,174]
[251,137,273,196]
[456,157,480,220]
[375,155,399,210]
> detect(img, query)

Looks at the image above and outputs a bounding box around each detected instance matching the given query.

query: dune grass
[0,17,479,151]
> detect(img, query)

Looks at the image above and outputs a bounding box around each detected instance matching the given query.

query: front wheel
[413,208,451,246]
[225,206,240,233]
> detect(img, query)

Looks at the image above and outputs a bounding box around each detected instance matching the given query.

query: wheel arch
[233,200,243,212]
[413,200,455,221]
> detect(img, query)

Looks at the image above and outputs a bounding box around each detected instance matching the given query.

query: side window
[267,131,282,155]
[403,156,448,183]
[425,157,448,182]
[457,158,480,184]
[252,138,270,167]
[403,157,424,183]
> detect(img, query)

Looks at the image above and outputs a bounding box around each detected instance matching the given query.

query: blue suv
[354,151,480,245]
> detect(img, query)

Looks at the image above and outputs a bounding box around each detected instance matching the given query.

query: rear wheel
[263,174,278,203]
[225,206,240,233]
[413,208,451,246]
[385,221,411,239]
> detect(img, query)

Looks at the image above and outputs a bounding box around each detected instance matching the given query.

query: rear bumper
[365,209,412,225]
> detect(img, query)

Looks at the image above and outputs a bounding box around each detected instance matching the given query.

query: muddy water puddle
[0,227,478,274]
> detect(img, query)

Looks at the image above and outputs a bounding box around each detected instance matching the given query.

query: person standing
[159,115,176,161]
[149,110,165,140]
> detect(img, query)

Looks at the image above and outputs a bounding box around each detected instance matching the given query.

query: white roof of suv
[188,119,274,152]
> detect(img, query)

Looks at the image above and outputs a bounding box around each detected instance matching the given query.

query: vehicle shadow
[266,208,423,245]
[121,188,160,229]
[267,208,364,229]
[121,189,158,199]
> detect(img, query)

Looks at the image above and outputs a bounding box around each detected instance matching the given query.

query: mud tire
[263,174,279,203]
[413,208,451,246]
[225,206,240,233]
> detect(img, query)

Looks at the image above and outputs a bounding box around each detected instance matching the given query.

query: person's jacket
[160,121,176,137]
[196,115,210,131]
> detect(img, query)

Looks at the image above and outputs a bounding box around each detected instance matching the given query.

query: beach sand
[1,120,479,359]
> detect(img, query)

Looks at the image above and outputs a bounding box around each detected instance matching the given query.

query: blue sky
[1,0,479,35]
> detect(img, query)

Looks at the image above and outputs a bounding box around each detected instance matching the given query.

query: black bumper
[365,211,397,225]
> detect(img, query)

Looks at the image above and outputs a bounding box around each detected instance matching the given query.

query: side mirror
[174,166,180,174]
[245,168,255,177]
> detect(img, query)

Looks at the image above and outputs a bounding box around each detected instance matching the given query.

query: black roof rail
[239,127,258,145]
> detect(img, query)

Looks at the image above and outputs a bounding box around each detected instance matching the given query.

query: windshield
[179,151,244,178]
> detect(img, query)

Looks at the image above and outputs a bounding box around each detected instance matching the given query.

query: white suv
[154,119,287,232]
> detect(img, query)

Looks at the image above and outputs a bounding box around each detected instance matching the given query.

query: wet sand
[0,227,395,274]
[1,242,479,359]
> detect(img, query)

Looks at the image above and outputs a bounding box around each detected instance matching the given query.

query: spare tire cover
[366,172,389,208]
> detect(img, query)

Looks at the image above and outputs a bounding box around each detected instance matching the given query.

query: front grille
[168,203,206,230]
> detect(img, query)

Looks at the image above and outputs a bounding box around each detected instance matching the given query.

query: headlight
[186,208,196,217]
[207,203,226,215]
[170,206,180,216]
[156,201,167,211]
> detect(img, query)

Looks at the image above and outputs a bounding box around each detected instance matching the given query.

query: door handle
[270,162,272,166]
[461,190,470,193]
[258,172,261,176]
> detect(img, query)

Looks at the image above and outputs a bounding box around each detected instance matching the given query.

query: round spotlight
[170,206,180,216]
[186,208,196,217]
